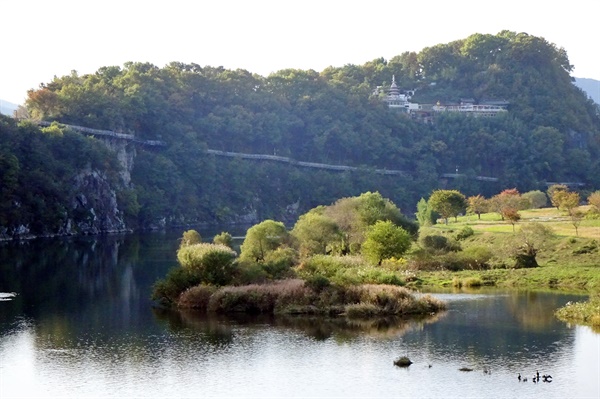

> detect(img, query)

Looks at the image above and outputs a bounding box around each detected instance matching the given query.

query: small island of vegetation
[153,187,599,327]
[153,192,446,318]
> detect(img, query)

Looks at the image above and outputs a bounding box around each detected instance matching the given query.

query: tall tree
[467,194,488,220]
[428,190,467,224]
[361,220,411,265]
[555,191,582,236]
[240,220,289,262]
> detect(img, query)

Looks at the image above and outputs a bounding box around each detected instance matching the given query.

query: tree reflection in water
[153,307,447,343]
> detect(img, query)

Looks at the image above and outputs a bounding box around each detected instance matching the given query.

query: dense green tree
[547,184,569,209]
[428,190,467,224]
[361,220,411,265]
[177,243,237,286]
[213,232,233,248]
[415,197,436,226]
[291,208,341,257]
[240,220,289,262]
[180,230,202,247]
[323,191,417,254]
[522,190,548,209]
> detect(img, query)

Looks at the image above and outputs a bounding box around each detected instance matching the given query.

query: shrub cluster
[420,234,461,252]
[151,267,203,305]
[177,243,238,286]
[407,245,493,271]
[297,255,404,286]
[455,226,474,240]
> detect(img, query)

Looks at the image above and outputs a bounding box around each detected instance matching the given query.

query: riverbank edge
[407,264,600,329]
[554,294,600,329]
[406,263,600,293]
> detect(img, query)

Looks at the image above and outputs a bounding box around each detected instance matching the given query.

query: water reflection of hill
[0,233,180,336]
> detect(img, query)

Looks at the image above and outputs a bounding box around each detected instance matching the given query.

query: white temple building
[376,76,508,119]
[381,75,419,112]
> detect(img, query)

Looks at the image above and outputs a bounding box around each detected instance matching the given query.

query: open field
[433,206,600,239]
[410,206,600,293]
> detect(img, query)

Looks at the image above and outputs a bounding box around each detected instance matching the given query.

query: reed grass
[177,279,446,317]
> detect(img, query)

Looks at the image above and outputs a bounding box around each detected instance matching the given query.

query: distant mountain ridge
[0,99,18,115]
[574,77,600,105]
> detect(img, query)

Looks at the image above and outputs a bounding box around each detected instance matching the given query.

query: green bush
[213,231,233,248]
[304,275,331,292]
[296,254,407,286]
[555,293,600,328]
[461,246,494,265]
[455,226,474,240]
[177,243,238,285]
[522,190,548,209]
[262,247,298,279]
[342,285,446,316]
[453,277,484,288]
[407,245,491,271]
[360,269,404,285]
[232,259,268,285]
[442,251,491,271]
[420,234,461,252]
[344,303,380,318]
[298,255,363,279]
[180,229,202,246]
[151,267,203,305]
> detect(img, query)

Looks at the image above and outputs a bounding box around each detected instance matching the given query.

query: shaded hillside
[0,118,125,238]
[3,31,599,233]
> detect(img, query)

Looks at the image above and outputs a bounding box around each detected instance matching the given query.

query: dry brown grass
[178,285,218,309]
[177,279,447,317]
[207,279,313,313]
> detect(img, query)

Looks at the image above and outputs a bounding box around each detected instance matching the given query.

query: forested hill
[2,31,600,235]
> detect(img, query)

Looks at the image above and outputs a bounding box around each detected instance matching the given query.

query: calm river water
[0,231,598,399]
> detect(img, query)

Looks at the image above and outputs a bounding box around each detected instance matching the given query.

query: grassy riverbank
[410,207,599,328]
[409,206,599,292]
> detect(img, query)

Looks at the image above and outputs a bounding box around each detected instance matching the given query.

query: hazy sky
[1,0,599,104]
